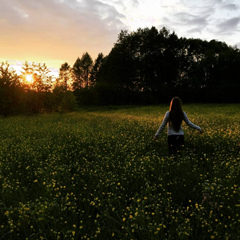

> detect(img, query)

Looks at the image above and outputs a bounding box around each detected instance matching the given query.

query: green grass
[0,104,240,240]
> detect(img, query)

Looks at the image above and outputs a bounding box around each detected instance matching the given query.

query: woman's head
[169,97,183,132]
[169,97,183,112]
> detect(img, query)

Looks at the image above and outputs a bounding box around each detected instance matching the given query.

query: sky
[1,0,240,76]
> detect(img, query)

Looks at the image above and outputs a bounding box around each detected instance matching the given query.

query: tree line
[95,27,240,105]
[1,26,240,116]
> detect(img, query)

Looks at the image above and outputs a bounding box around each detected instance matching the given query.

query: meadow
[0,104,239,240]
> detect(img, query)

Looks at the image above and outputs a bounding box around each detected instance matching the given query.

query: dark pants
[168,135,184,155]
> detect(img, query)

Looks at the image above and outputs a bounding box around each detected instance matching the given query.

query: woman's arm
[183,112,202,132]
[154,111,169,138]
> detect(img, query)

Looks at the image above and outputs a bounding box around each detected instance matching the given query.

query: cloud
[221,3,239,11]
[187,27,203,34]
[161,0,240,45]
[216,17,240,33]
[174,12,208,26]
[0,0,126,68]
[169,12,210,35]
[90,0,126,29]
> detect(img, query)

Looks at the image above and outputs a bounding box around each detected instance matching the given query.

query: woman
[154,97,203,155]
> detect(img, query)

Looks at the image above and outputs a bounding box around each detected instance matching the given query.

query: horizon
[6,60,60,78]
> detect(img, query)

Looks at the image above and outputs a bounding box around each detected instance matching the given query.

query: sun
[25,74,33,83]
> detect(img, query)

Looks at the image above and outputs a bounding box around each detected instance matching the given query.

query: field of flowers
[0,104,240,240]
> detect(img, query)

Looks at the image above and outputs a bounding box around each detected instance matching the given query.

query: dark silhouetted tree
[59,62,71,91]
[0,62,24,116]
[72,57,82,90]
[20,62,53,113]
[90,53,105,86]
[80,52,93,89]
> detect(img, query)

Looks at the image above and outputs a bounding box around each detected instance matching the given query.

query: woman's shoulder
[163,111,170,120]
[182,111,189,119]
[165,111,170,116]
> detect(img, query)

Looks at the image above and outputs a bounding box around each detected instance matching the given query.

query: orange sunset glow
[25,74,33,83]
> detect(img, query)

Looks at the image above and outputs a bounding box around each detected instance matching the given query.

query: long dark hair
[169,97,184,132]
